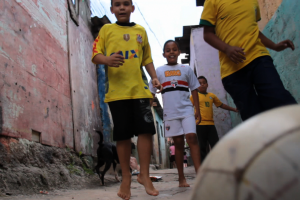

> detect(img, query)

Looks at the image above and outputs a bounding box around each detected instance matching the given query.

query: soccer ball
[190,105,300,200]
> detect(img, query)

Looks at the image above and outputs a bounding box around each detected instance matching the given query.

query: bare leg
[173,135,190,187]
[116,139,132,200]
[186,133,201,173]
[137,134,159,196]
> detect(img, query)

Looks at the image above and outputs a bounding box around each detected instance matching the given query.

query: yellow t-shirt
[200,0,270,79]
[190,92,223,125]
[92,23,153,102]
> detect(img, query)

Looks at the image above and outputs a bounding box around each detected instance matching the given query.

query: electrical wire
[134,2,163,49]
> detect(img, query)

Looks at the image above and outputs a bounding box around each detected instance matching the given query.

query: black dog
[94,130,120,185]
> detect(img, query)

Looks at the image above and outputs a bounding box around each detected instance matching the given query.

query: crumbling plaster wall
[257,0,283,30]
[0,0,102,156]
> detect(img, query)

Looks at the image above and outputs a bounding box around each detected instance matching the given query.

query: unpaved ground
[1,167,197,200]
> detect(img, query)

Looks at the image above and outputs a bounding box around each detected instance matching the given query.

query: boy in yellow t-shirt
[190,76,237,162]
[92,0,161,199]
[200,0,296,121]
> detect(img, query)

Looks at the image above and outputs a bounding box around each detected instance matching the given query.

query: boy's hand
[152,78,163,93]
[195,112,202,125]
[106,51,125,67]
[274,40,295,52]
[233,108,239,113]
[150,98,154,106]
[225,45,246,64]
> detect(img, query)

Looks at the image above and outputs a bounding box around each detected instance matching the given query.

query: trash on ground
[150,176,162,182]
[40,190,49,195]
[132,170,140,176]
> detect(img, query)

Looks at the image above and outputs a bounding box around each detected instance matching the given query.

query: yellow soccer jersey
[200,0,270,79]
[190,92,223,125]
[92,23,153,102]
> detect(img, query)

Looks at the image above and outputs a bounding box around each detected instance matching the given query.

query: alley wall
[0,0,101,156]
[190,28,233,138]
[263,0,300,102]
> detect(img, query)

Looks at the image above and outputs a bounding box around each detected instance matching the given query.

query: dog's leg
[95,160,105,180]
[101,161,112,186]
[113,161,120,182]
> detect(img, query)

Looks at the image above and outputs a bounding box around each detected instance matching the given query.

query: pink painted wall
[0,0,101,156]
[190,28,233,138]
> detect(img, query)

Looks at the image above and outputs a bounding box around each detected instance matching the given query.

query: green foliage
[67,163,81,175]
[82,163,94,175]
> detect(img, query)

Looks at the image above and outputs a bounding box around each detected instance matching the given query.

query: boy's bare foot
[179,178,190,187]
[137,174,159,196]
[118,175,131,200]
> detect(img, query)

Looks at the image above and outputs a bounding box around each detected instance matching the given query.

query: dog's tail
[94,129,104,145]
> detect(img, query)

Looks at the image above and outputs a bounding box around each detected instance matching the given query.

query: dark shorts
[170,155,175,162]
[108,98,156,141]
[184,160,188,164]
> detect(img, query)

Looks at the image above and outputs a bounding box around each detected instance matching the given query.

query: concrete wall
[190,28,232,138]
[263,0,300,101]
[0,0,102,156]
[257,0,283,30]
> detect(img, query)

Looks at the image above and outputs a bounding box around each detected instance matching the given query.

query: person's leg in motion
[109,100,133,200]
[196,125,208,163]
[186,133,201,173]
[222,62,261,121]
[173,135,190,187]
[207,125,219,150]
[116,139,132,200]
[137,134,159,196]
[253,56,297,111]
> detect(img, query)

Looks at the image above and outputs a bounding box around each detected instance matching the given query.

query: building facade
[0,0,106,156]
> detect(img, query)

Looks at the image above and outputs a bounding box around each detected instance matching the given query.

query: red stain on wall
[0,0,72,148]
[92,101,95,110]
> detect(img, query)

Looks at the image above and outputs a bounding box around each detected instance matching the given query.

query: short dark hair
[111,0,133,6]
[163,40,180,53]
[197,76,208,83]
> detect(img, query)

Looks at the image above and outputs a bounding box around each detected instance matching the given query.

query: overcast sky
[90,0,203,105]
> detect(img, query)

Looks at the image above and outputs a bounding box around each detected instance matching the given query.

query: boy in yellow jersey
[190,76,237,162]
[200,0,297,121]
[92,0,161,199]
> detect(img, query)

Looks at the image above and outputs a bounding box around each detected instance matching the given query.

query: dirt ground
[1,167,198,200]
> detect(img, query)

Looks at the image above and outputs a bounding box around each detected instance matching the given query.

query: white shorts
[164,115,196,138]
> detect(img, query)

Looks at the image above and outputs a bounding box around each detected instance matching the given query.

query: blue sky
[91,0,203,104]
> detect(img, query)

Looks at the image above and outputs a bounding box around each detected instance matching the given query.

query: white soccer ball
[190,105,300,200]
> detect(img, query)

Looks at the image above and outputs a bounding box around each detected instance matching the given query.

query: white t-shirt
[149,64,200,121]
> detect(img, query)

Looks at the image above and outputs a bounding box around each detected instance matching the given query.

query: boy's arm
[150,93,155,106]
[203,26,246,64]
[145,63,162,92]
[92,51,125,67]
[220,104,238,112]
[258,31,295,52]
[191,89,201,125]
